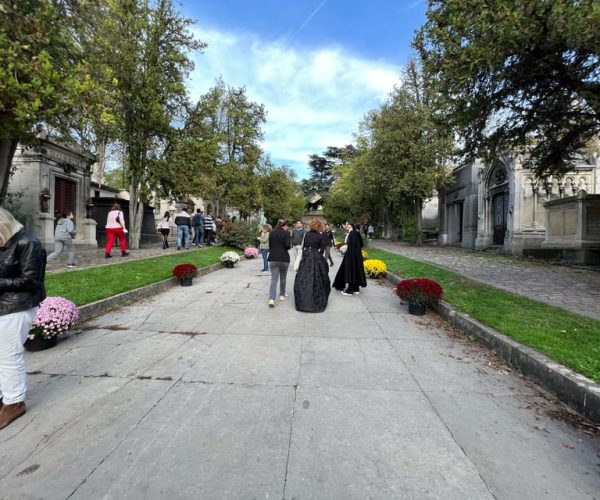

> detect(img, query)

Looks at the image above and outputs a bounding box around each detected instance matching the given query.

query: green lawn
[45,247,228,306]
[368,248,600,383]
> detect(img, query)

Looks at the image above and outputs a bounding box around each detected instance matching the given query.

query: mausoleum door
[54,177,76,225]
[492,191,509,245]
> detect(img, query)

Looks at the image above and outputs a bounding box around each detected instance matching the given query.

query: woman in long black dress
[294,219,331,312]
[332,220,367,295]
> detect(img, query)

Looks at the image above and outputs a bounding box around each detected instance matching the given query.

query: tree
[259,161,305,224]
[104,0,204,248]
[0,0,87,203]
[414,0,600,177]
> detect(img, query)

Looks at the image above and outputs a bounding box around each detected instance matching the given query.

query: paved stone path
[371,240,600,321]
[1,258,599,498]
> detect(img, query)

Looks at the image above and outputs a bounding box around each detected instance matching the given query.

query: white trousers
[0,307,37,404]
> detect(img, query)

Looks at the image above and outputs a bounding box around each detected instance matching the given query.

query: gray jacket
[54,218,75,240]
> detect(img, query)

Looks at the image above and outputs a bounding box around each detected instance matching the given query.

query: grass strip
[368,247,600,383]
[45,247,229,307]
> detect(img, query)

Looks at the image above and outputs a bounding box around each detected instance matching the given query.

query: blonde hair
[263,224,272,232]
[0,207,24,246]
[309,218,323,232]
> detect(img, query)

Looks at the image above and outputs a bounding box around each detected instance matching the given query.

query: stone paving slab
[370,240,600,320]
[0,257,599,499]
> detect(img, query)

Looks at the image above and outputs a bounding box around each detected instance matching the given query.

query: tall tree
[414,0,600,177]
[259,160,305,224]
[105,0,204,248]
[0,0,86,203]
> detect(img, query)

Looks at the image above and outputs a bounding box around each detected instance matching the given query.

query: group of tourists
[156,208,217,250]
[264,218,366,313]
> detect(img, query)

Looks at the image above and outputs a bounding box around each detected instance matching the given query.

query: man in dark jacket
[332,220,367,295]
[174,208,192,250]
[0,207,46,429]
[267,220,291,307]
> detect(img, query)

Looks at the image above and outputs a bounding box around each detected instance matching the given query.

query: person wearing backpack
[193,209,204,247]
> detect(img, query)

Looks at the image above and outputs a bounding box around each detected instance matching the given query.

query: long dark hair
[163,211,170,221]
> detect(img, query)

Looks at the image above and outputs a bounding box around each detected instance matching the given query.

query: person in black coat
[294,218,331,312]
[332,220,367,295]
[0,207,46,430]
[267,220,291,307]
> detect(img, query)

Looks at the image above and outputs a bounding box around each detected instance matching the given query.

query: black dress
[332,229,367,291]
[294,231,331,312]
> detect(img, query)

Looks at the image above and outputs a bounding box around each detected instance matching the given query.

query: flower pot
[25,336,58,352]
[180,277,193,287]
[223,261,235,268]
[408,303,426,316]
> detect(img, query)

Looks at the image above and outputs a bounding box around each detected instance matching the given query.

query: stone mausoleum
[438,151,600,263]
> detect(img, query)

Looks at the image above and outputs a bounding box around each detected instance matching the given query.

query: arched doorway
[488,164,509,245]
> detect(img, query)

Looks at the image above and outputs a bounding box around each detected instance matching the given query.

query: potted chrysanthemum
[244,246,259,259]
[220,251,240,268]
[395,278,443,316]
[172,263,199,286]
[363,259,387,278]
[27,297,80,351]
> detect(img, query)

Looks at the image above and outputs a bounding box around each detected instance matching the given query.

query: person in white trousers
[0,207,46,430]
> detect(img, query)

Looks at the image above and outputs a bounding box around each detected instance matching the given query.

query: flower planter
[25,336,58,352]
[223,261,235,268]
[180,277,193,287]
[408,303,426,316]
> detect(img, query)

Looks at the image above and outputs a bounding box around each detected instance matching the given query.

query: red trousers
[105,227,127,254]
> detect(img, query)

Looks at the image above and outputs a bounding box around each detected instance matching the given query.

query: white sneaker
[279,295,288,301]
[341,291,353,296]
[269,299,275,307]
[352,291,360,295]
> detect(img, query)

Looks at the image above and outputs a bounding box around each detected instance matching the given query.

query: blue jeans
[260,249,269,271]
[194,227,204,245]
[269,261,289,300]
[177,225,190,249]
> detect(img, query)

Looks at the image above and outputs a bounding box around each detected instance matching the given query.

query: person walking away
[322,223,335,267]
[46,211,77,268]
[203,213,214,246]
[333,220,367,296]
[368,225,374,239]
[157,211,172,249]
[0,207,46,429]
[294,219,331,312]
[257,224,271,272]
[174,208,192,250]
[105,203,129,258]
[291,220,305,261]
[193,209,204,247]
[268,220,291,307]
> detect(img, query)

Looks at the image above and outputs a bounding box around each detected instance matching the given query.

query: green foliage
[219,221,260,250]
[259,163,304,224]
[370,248,600,383]
[400,212,419,244]
[0,191,27,224]
[415,0,600,177]
[103,167,129,191]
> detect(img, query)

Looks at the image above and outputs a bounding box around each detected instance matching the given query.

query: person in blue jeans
[256,224,271,272]
[193,209,204,247]
[267,220,291,307]
[174,208,192,250]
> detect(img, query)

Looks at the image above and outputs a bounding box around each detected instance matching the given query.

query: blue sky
[180,0,427,178]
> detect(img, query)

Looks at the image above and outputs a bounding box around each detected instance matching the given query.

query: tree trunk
[414,198,423,247]
[0,139,19,205]
[129,181,143,250]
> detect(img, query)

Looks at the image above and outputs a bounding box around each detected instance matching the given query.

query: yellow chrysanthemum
[364,259,387,278]
[362,249,368,259]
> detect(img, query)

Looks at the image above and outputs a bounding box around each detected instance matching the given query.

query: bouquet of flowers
[220,251,241,263]
[172,263,199,279]
[29,297,80,340]
[244,246,259,258]
[339,244,347,254]
[395,278,443,307]
[363,259,387,278]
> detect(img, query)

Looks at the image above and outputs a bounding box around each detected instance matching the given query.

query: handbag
[293,234,305,272]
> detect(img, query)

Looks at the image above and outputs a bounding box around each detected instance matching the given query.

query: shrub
[172,263,199,279]
[220,221,260,250]
[244,246,259,258]
[364,259,387,278]
[29,297,80,340]
[395,278,443,307]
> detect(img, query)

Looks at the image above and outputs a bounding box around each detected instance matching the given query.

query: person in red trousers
[105,203,129,258]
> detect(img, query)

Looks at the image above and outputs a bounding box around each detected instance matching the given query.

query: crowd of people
[156,207,219,250]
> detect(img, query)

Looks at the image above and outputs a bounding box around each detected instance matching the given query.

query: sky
[180,0,428,178]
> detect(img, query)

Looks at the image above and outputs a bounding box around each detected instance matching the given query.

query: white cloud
[188,27,401,177]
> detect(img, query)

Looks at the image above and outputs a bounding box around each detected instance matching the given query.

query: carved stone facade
[438,152,599,256]
[9,136,98,249]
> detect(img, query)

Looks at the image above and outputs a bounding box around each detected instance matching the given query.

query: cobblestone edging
[78,262,224,323]
[385,271,600,424]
